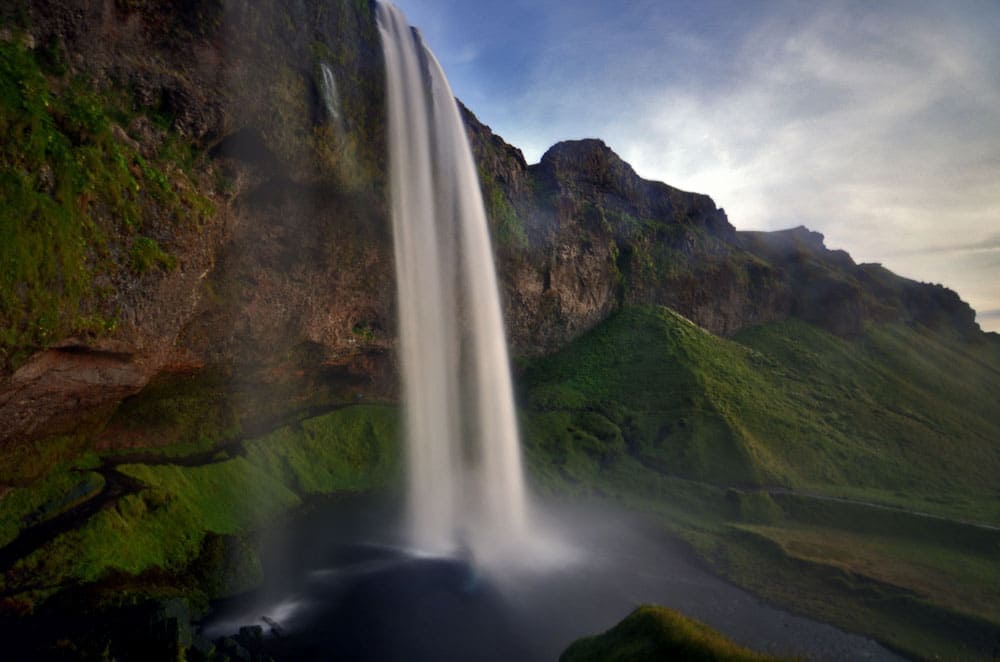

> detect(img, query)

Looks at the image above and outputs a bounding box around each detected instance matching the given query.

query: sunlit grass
[560,604,791,662]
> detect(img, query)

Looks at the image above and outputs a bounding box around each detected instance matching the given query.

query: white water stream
[376,2,529,567]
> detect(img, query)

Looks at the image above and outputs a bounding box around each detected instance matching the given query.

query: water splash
[376,2,529,568]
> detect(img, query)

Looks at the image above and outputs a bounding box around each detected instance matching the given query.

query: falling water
[319,63,341,122]
[376,2,529,566]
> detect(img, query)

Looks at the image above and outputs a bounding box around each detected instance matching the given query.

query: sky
[390,0,1000,332]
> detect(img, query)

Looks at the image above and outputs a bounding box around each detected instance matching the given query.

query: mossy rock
[560,605,790,662]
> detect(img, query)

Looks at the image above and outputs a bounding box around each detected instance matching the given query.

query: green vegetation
[0,434,98,485]
[4,458,297,592]
[0,464,103,548]
[104,372,241,456]
[524,306,781,488]
[129,236,177,273]
[0,406,400,604]
[0,39,212,371]
[560,605,789,662]
[521,305,1000,659]
[480,182,528,248]
[245,405,401,494]
[737,522,1000,624]
[523,306,1000,522]
[0,299,995,658]
[480,168,528,248]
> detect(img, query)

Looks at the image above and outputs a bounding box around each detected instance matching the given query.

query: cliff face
[1,0,394,452]
[463,107,983,352]
[0,0,986,459]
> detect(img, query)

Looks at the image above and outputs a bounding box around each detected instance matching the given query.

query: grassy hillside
[521,305,1000,659]
[522,306,1000,523]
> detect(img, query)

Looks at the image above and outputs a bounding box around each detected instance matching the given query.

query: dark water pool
[202,495,903,661]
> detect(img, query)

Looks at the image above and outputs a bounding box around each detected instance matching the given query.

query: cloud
[883,233,1000,257]
[586,4,1000,319]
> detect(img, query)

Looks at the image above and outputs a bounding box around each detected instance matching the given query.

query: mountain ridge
[461,103,984,348]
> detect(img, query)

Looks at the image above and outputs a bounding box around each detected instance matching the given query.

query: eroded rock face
[462,108,982,350]
[1,0,392,449]
[0,343,148,445]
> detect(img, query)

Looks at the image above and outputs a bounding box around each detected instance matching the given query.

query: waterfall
[319,63,342,122]
[376,2,529,566]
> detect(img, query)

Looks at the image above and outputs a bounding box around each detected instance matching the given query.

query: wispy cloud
[883,234,1000,257]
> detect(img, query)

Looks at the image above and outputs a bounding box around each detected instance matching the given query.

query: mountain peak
[539,139,636,185]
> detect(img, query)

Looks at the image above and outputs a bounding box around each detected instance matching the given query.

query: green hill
[521,306,1000,659]
[522,305,1000,524]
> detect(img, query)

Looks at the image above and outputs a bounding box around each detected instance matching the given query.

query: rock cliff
[1,0,394,454]
[464,106,982,354]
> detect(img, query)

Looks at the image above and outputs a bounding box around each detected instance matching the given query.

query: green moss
[0,434,95,485]
[245,405,401,494]
[119,460,300,533]
[190,533,263,599]
[560,605,789,662]
[104,372,241,455]
[5,458,299,592]
[129,236,177,273]
[351,320,377,342]
[479,167,527,248]
[0,466,104,548]
[0,40,214,371]
[490,186,527,248]
[2,405,400,598]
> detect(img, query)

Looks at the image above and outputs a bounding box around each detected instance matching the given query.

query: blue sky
[390,1,1000,331]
